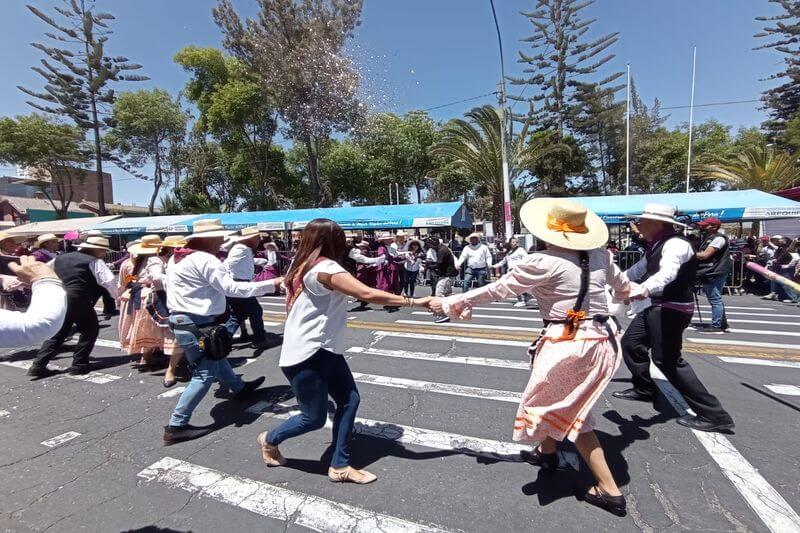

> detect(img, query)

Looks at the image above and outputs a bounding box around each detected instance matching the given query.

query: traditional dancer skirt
[126,287,179,355]
[513,320,622,443]
[117,290,135,351]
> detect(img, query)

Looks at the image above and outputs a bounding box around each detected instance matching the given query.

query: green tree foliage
[0,114,88,218]
[213,0,365,207]
[105,89,188,215]
[357,111,438,203]
[693,144,800,192]
[174,46,287,210]
[432,105,539,237]
[19,0,148,215]
[754,0,800,136]
[509,0,623,193]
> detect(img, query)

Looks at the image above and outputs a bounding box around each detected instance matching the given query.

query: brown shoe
[256,432,287,467]
[328,466,377,484]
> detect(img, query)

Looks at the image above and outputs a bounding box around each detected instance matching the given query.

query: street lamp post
[489,0,514,240]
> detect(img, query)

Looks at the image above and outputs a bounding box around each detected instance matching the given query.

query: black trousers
[620,306,731,422]
[33,299,99,371]
[99,289,116,314]
[429,272,441,296]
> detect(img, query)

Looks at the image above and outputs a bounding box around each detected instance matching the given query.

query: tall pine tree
[509,0,622,193]
[754,1,800,137]
[18,0,148,214]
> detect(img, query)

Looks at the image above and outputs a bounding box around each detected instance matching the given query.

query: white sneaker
[513,301,526,308]
[762,293,776,300]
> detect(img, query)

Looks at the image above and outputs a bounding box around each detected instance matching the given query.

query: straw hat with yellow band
[161,235,187,248]
[520,198,608,251]
[127,234,163,256]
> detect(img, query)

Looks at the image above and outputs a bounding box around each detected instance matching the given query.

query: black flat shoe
[162,424,213,445]
[583,486,627,517]
[26,366,59,379]
[612,388,655,402]
[520,447,558,469]
[676,414,735,433]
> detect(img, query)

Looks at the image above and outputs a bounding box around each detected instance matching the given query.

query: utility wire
[422,91,498,111]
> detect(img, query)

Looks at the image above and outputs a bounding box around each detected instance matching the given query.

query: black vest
[54,251,104,302]
[643,235,697,303]
[697,232,732,279]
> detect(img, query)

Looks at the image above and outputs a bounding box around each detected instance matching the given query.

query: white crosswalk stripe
[139,457,453,533]
[247,400,539,463]
[688,338,800,350]
[372,330,530,347]
[41,431,81,448]
[0,360,121,384]
[351,373,520,403]
[764,384,800,396]
[718,357,800,369]
[410,311,542,323]
[395,319,533,332]
[347,346,529,369]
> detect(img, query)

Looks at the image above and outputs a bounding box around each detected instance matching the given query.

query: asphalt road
[0,293,799,533]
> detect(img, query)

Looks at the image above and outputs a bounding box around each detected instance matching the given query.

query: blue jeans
[703,274,727,328]
[462,267,487,292]
[226,296,266,342]
[777,266,799,302]
[267,348,360,468]
[168,313,244,427]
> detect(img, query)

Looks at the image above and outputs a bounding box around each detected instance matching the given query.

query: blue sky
[0,0,785,206]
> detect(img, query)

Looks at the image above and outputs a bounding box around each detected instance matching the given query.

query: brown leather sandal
[328,466,377,484]
[256,432,287,467]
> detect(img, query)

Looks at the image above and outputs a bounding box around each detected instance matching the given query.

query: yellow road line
[261,313,800,361]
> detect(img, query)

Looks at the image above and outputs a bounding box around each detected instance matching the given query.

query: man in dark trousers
[424,237,457,323]
[613,204,734,433]
[694,217,732,333]
[28,236,119,378]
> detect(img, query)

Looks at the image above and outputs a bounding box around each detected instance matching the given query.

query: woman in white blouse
[257,219,430,484]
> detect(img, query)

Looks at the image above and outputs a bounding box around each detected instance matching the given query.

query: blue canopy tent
[85,202,472,236]
[90,214,200,236]
[571,189,800,224]
[184,201,472,231]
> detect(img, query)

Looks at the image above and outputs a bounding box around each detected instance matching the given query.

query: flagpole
[626,63,631,196]
[686,46,697,193]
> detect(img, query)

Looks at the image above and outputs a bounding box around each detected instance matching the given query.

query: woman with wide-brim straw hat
[428,198,645,517]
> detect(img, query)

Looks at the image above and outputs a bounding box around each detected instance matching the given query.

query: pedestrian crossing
[3,295,800,532]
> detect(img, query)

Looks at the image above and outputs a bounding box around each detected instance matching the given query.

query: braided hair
[574,250,591,312]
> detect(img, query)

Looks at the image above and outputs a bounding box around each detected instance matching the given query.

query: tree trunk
[415,182,422,204]
[84,24,107,217]
[492,189,504,241]
[303,134,320,207]
[149,151,162,216]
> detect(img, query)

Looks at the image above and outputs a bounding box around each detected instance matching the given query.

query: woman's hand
[412,296,432,308]
[427,297,444,314]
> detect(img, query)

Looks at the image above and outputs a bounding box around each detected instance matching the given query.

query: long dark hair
[285,219,347,289]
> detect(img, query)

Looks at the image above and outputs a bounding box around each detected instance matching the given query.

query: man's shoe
[434,316,450,324]
[513,301,527,308]
[26,366,58,379]
[676,414,734,433]
[612,388,655,402]
[163,424,214,445]
[781,298,796,303]
[66,365,93,375]
[697,326,726,334]
[761,293,776,300]
[234,376,265,399]
[103,310,119,320]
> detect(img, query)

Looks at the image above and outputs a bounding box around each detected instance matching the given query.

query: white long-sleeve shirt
[89,258,119,298]
[495,247,528,271]
[167,251,278,316]
[0,278,66,347]
[456,243,493,270]
[348,247,383,265]
[625,237,695,297]
[223,243,266,281]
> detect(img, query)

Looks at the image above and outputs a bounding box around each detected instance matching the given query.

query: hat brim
[77,244,111,252]
[520,198,609,251]
[229,233,261,243]
[127,244,160,255]
[185,230,234,241]
[629,213,687,227]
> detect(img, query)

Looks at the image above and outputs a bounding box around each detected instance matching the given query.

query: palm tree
[693,145,800,192]
[432,105,554,235]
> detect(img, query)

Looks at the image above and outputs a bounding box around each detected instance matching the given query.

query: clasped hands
[408,296,444,314]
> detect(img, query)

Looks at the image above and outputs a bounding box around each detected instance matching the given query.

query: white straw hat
[35,233,62,247]
[631,203,687,227]
[520,198,609,251]
[127,234,163,256]
[229,226,262,243]
[186,219,234,241]
[77,236,112,252]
